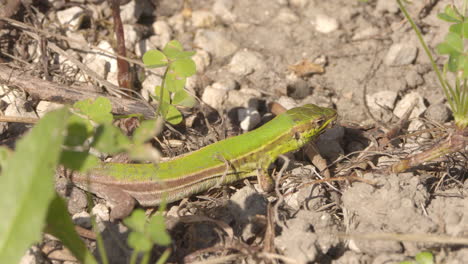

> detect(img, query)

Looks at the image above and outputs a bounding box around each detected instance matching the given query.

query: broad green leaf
[436,32,463,56]
[172,90,197,107]
[171,58,196,77]
[157,101,182,124]
[73,97,113,124]
[65,115,93,146]
[0,108,69,264]
[437,13,461,23]
[415,251,434,264]
[125,210,154,252]
[163,40,195,59]
[461,56,468,78]
[153,85,171,103]
[448,21,468,38]
[448,53,460,72]
[164,71,186,93]
[147,214,171,246]
[91,124,131,154]
[59,151,100,172]
[127,232,152,252]
[165,104,183,125]
[142,50,168,68]
[164,40,183,51]
[124,209,147,233]
[158,101,170,117]
[45,195,97,264]
[445,4,463,21]
[0,147,12,169]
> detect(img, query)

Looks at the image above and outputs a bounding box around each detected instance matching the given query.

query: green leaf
[0,108,69,263]
[171,58,196,77]
[65,115,93,146]
[437,13,461,23]
[147,214,171,246]
[73,97,113,124]
[59,151,100,172]
[164,71,186,93]
[142,50,168,68]
[0,147,12,169]
[124,209,147,233]
[91,124,131,154]
[445,4,463,21]
[461,56,468,78]
[448,53,460,72]
[45,195,97,264]
[125,209,155,252]
[162,40,196,59]
[415,252,434,264]
[127,232,153,252]
[436,32,463,56]
[172,89,197,107]
[153,85,171,103]
[164,40,183,51]
[448,21,468,38]
[165,104,183,125]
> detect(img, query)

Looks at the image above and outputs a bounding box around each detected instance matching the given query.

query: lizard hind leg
[256,167,274,192]
[88,185,136,220]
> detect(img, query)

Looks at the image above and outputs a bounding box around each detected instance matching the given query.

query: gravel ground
[1,0,467,263]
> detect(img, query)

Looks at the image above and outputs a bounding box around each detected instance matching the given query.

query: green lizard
[70,104,337,219]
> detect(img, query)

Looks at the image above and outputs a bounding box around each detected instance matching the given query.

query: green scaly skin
[71,104,337,219]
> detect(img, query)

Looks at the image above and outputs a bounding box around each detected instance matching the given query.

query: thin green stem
[396,0,451,103]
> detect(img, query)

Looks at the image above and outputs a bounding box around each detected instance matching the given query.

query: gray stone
[72,211,92,229]
[228,186,267,241]
[212,0,235,23]
[289,0,308,8]
[168,13,185,33]
[227,88,262,109]
[394,92,426,119]
[425,103,451,123]
[36,101,64,118]
[384,43,418,66]
[202,85,228,109]
[192,49,211,73]
[212,79,238,91]
[352,26,379,40]
[120,0,146,24]
[228,49,265,76]
[376,0,399,14]
[191,10,216,28]
[0,85,27,104]
[141,73,163,101]
[275,8,299,24]
[315,14,339,34]
[366,91,398,111]
[194,30,238,58]
[84,40,116,78]
[123,24,141,51]
[57,6,85,30]
[152,20,173,48]
[405,70,424,88]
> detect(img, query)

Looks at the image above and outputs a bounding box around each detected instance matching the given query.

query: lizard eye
[315,117,326,127]
[294,132,301,140]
